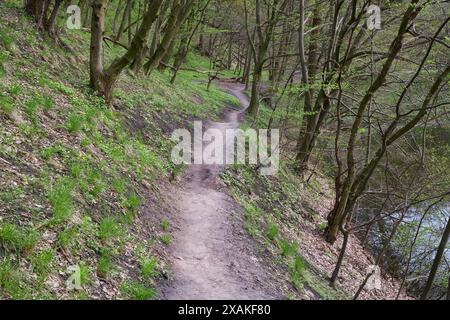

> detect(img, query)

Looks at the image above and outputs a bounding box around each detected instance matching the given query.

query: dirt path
[162,82,285,300]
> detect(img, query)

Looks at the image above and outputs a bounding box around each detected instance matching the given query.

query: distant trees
[25,0,64,36]
[89,0,164,101]
[244,0,288,117]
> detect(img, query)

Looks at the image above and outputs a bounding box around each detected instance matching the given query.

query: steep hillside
[0,3,236,299]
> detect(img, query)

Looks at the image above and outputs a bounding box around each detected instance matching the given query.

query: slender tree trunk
[115,0,132,41]
[330,230,349,284]
[46,0,63,36]
[247,59,263,116]
[113,0,124,35]
[90,0,109,97]
[420,216,450,300]
[144,0,194,75]
[326,1,425,244]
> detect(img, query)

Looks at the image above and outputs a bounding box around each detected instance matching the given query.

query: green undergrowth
[0,3,234,299]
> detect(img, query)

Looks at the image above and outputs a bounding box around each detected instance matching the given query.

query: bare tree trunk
[330,229,349,284]
[244,0,287,117]
[89,0,109,97]
[326,1,424,243]
[447,274,450,300]
[420,216,450,300]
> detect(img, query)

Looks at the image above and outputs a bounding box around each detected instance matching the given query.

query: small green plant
[0,223,39,255]
[245,223,259,237]
[80,136,91,147]
[48,177,75,225]
[41,144,66,160]
[97,248,115,277]
[319,222,328,231]
[0,93,15,115]
[41,95,54,112]
[291,256,306,290]
[266,223,279,241]
[66,113,83,133]
[159,234,172,246]
[80,216,96,236]
[8,84,22,96]
[280,239,298,257]
[25,96,41,123]
[79,262,91,287]
[112,177,127,195]
[243,201,261,223]
[121,281,156,300]
[0,258,30,299]
[18,122,38,137]
[140,257,159,280]
[161,218,170,232]
[98,217,121,241]
[124,193,140,215]
[58,226,78,248]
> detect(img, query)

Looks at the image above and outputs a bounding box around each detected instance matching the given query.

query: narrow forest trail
[162,82,285,300]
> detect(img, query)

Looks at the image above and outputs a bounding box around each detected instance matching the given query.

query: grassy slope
[0,3,236,299]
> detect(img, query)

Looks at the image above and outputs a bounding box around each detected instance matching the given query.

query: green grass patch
[30,248,55,281]
[121,280,156,300]
[0,223,39,255]
[48,176,75,225]
[140,257,159,280]
[98,217,122,242]
[161,218,170,232]
[266,223,279,241]
[0,258,32,299]
[159,234,172,246]
[97,248,115,278]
